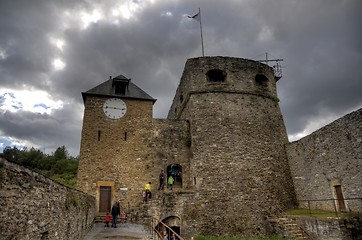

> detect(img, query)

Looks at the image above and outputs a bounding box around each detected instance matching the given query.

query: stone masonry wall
[0,157,96,240]
[77,96,155,211]
[77,94,191,217]
[287,108,362,212]
[292,216,362,240]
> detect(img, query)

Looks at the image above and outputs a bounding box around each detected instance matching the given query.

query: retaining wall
[287,108,362,212]
[0,157,96,240]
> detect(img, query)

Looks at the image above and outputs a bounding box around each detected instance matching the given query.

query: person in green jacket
[167,175,175,190]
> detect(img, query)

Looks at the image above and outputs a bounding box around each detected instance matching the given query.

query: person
[104,212,111,227]
[142,190,147,202]
[144,182,152,199]
[158,170,165,190]
[120,210,127,224]
[171,233,176,240]
[163,232,168,240]
[111,201,120,228]
[167,175,174,190]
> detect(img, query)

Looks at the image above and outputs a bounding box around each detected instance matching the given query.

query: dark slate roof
[82,75,156,103]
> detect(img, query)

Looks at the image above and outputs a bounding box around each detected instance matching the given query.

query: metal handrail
[148,216,185,240]
[298,197,362,218]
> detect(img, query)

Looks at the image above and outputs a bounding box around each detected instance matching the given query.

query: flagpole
[199,8,205,56]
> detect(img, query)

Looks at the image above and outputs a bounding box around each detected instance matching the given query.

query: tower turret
[169,56,296,236]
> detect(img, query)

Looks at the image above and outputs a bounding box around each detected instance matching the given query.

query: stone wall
[287,108,362,212]
[0,157,96,240]
[77,93,191,215]
[147,191,197,239]
[291,216,362,240]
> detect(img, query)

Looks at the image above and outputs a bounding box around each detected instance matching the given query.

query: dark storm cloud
[274,0,362,134]
[0,0,59,89]
[1,0,361,156]
[0,102,82,155]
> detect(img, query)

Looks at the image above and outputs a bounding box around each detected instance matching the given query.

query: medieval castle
[76,56,362,238]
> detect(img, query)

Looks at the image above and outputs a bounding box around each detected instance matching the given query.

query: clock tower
[77,75,156,213]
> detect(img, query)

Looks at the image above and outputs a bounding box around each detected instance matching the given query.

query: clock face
[103,98,127,119]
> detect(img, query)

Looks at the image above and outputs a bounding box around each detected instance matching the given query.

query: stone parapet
[0,157,96,240]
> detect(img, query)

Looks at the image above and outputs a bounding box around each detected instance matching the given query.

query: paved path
[83,223,154,240]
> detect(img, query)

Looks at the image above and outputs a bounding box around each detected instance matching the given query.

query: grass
[195,236,289,240]
[283,208,345,218]
[193,208,361,240]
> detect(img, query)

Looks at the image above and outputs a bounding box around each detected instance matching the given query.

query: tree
[18,147,44,169]
[53,146,69,160]
[3,146,20,163]
[2,145,78,188]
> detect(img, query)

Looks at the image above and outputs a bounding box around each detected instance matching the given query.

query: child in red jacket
[105,212,111,227]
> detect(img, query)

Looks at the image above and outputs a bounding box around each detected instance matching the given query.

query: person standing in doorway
[171,233,176,240]
[168,175,174,190]
[111,201,120,228]
[158,170,165,190]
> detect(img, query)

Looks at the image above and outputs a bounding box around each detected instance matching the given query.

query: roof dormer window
[112,75,130,95]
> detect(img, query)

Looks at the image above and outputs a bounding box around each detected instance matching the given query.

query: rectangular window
[98,130,101,141]
[124,132,127,141]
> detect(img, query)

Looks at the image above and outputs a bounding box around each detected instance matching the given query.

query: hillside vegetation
[2,146,78,188]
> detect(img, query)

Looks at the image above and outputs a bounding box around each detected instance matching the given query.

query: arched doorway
[166,164,182,189]
[155,216,181,239]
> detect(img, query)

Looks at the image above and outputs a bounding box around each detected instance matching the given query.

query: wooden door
[99,186,111,213]
[334,185,346,211]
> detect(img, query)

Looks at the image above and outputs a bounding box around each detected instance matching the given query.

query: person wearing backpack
[167,175,174,190]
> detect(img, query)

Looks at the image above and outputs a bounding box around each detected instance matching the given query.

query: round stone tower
[168,57,296,237]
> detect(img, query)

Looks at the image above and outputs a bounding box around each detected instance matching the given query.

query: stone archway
[156,215,181,238]
[166,164,182,189]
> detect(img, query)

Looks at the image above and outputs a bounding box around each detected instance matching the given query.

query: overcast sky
[0,0,361,157]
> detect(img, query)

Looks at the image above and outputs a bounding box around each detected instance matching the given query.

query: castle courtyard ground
[83,222,153,240]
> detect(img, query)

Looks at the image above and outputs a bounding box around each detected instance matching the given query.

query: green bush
[3,145,78,188]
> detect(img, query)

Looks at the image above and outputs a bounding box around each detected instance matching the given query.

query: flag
[188,8,204,56]
[188,12,200,22]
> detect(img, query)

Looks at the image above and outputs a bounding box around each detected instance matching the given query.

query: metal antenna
[257,52,284,81]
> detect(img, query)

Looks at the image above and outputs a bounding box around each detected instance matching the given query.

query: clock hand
[105,106,125,110]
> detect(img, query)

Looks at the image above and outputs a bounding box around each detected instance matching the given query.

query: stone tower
[168,57,296,236]
[77,75,157,213]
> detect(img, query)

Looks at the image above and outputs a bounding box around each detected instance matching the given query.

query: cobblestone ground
[83,222,154,240]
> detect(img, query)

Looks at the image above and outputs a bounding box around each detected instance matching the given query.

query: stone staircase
[94,213,125,224]
[270,216,312,240]
[94,213,111,224]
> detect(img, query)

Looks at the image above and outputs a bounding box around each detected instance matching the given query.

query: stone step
[274,216,312,240]
[94,215,127,224]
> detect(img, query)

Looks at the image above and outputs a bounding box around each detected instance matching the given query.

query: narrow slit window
[124,132,127,141]
[98,130,101,141]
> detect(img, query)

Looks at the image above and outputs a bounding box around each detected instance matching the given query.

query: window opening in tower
[206,69,226,82]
